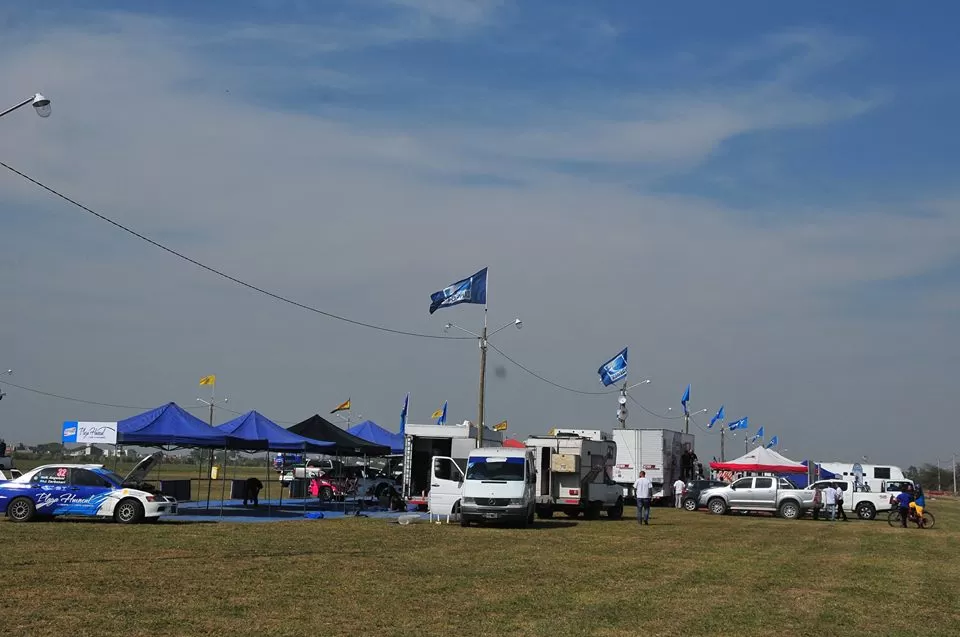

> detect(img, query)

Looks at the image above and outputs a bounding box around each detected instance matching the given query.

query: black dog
[243,477,263,507]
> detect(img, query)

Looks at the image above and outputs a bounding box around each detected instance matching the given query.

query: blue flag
[438,400,447,426]
[750,426,764,443]
[429,268,488,314]
[728,417,748,431]
[708,405,724,429]
[681,384,691,415]
[598,348,628,386]
[399,393,409,436]
[765,435,779,449]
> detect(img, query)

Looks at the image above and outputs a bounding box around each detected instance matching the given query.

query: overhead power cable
[485,341,618,396]
[626,393,684,421]
[0,378,201,411]
[0,160,470,341]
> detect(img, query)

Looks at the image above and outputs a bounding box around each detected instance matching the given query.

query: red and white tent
[709,447,806,474]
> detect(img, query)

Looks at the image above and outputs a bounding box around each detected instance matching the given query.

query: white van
[460,447,536,527]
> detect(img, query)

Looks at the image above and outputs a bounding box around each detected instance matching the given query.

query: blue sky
[1,1,959,464]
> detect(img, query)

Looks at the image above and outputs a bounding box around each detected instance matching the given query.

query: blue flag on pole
[765,435,779,449]
[598,348,628,386]
[399,393,409,436]
[681,384,691,415]
[708,405,724,429]
[429,268,488,314]
[750,426,764,443]
[728,417,748,431]
[437,400,447,426]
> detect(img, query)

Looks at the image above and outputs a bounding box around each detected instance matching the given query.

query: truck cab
[460,447,536,527]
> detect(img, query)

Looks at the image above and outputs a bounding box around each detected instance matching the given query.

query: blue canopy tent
[346,420,403,454]
[118,402,233,448]
[216,411,336,516]
[794,460,839,488]
[216,411,334,452]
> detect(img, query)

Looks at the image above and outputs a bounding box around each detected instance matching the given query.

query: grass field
[2,495,958,637]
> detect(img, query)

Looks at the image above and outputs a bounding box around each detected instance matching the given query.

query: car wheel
[319,486,333,502]
[7,496,36,523]
[607,498,624,520]
[114,498,145,524]
[778,501,800,520]
[708,498,727,515]
[683,498,698,511]
[856,502,876,520]
[584,502,602,520]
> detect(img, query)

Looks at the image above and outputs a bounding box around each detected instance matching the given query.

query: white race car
[0,452,178,523]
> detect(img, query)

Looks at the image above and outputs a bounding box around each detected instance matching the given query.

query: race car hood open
[123,451,162,485]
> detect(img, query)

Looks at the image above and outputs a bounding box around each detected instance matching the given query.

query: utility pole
[477,310,488,449]
[954,453,957,496]
[938,458,941,492]
[720,427,725,463]
[617,384,628,427]
[684,411,690,435]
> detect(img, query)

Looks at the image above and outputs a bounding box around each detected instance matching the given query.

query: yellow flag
[330,399,351,414]
[431,408,444,419]
[199,375,216,386]
[493,420,508,432]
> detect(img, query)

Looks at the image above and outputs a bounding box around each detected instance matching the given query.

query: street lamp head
[514,318,522,330]
[32,94,51,118]
[443,323,453,333]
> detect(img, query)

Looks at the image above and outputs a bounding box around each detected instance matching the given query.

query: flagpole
[720,427,725,463]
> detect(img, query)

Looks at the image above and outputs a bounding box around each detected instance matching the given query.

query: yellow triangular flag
[199,375,216,386]
[330,398,351,414]
[493,420,508,432]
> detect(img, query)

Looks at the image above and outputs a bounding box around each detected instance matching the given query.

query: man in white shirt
[673,478,686,509]
[823,485,837,521]
[633,471,653,525]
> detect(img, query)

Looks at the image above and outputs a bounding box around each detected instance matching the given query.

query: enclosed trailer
[610,429,696,501]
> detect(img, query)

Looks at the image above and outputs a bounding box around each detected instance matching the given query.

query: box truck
[610,429,695,503]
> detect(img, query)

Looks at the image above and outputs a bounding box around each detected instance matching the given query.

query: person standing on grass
[812,485,823,521]
[634,471,653,525]
[823,484,837,521]
[835,484,849,521]
[673,477,686,509]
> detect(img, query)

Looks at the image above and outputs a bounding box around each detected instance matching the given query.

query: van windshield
[466,457,525,481]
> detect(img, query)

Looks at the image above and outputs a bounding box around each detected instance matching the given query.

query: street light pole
[616,379,651,428]
[0,93,51,120]
[197,395,228,509]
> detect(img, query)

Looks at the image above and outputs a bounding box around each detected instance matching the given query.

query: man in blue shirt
[894,488,913,528]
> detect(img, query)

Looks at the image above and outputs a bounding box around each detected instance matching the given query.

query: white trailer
[401,422,502,510]
[817,462,911,493]
[525,433,624,520]
[610,429,695,502]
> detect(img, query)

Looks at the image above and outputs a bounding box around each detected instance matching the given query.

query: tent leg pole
[266,451,271,518]
[206,448,214,511]
[219,443,227,519]
[197,447,204,504]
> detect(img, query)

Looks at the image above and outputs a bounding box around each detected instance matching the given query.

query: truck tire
[708,498,727,515]
[856,502,876,520]
[778,500,800,520]
[536,507,554,519]
[607,498,624,520]
[527,505,535,525]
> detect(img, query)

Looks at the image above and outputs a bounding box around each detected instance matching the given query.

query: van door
[427,456,464,516]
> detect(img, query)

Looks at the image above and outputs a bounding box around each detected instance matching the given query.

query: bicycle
[887,507,935,529]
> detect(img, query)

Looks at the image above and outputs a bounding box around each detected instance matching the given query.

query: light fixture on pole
[0,93,52,120]
[0,369,11,401]
[616,379,651,428]
[444,318,522,447]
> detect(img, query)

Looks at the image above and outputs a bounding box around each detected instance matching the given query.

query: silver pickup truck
[699,475,815,519]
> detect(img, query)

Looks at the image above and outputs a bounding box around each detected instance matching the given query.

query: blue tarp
[118,402,232,448]
[346,420,403,454]
[216,410,335,451]
[793,460,839,488]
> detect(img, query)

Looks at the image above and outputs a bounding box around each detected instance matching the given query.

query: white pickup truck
[805,479,894,520]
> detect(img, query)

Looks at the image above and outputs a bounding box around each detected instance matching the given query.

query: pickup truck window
[755,477,774,489]
[731,478,752,490]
